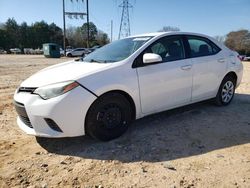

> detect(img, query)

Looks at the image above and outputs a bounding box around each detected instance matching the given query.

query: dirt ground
[0,55,249,188]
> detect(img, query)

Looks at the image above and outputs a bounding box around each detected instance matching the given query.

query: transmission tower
[118,0,133,39]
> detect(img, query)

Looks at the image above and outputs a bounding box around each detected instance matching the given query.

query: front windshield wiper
[78,58,116,63]
[78,58,102,63]
[89,59,103,63]
[102,60,117,63]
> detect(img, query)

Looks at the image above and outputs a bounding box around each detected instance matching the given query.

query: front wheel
[215,76,236,106]
[85,93,133,141]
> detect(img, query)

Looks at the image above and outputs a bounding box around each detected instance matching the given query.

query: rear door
[136,35,193,114]
[186,36,227,101]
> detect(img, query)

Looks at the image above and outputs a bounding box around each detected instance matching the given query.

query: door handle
[181,65,192,70]
[218,58,225,63]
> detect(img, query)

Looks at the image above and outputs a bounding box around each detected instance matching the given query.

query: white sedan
[66,48,88,57]
[243,56,250,61]
[10,48,21,54]
[14,32,243,141]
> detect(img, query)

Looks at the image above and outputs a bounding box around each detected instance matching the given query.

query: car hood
[21,60,112,87]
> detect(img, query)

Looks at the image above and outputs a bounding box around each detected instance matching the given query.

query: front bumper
[14,86,97,137]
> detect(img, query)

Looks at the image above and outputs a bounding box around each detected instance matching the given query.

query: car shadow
[37,93,250,162]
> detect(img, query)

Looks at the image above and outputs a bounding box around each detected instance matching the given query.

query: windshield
[83,36,152,63]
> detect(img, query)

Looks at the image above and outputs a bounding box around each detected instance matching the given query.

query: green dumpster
[43,43,60,58]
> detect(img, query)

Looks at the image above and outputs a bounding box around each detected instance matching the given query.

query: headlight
[33,81,79,100]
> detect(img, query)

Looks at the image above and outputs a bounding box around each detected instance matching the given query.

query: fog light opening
[44,118,63,133]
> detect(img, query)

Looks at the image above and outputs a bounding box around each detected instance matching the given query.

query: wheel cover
[96,104,123,129]
[221,81,234,103]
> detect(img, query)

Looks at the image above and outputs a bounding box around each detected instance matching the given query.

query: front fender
[77,64,142,119]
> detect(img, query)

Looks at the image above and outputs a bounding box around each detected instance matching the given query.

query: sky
[0,0,250,40]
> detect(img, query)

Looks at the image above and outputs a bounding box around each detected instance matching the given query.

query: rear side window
[146,36,185,62]
[187,36,220,57]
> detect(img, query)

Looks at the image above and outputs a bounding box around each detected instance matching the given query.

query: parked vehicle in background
[88,45,101,53]
[91,45,101,51]
[14,32,243,141]
[0,48,7,54]
[34,48,43,54]
[238,55,250,61]
[66,48,88,57]
[60,48,65,56]
[66,46,73,51]
[238,55,245,61]
[23,48,43,55]
[24,48,34,54]
[10,48,21,54]
[243,56,250,61]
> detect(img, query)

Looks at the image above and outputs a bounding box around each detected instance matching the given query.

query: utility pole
[63,0,66,56]
[111,20,113,42]
[62,0,89,53]
[86,0,90,48]
[118,0,132,39]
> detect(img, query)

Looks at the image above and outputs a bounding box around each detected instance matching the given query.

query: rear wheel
[215,76,236,106]
[85,93,132,141]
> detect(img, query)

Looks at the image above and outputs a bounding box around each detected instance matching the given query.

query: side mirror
[143,53,162,64]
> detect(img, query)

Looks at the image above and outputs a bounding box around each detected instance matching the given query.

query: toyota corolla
[14,32,243,141]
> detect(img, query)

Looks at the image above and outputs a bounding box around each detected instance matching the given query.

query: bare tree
[66,24,110,48]
[225,29,250,55]
[214,35,226,43]
[66,26,83,47]
[95,30,110,46]
[158,26,180,32]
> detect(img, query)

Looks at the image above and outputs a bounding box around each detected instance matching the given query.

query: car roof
[127,31,227,51]
[129,31,212,39]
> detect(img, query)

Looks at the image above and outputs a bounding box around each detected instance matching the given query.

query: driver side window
[147,36,185,62]
[151,43,166,55]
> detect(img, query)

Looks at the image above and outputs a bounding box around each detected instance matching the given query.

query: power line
[118,0,133,39]
[62,0,90,54]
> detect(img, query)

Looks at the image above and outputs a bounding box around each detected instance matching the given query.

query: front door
[136,36,193,114]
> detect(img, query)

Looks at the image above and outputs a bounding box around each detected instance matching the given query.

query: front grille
[14,101,33,128]
[18,87,37,93]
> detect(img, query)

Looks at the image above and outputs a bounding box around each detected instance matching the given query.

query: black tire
[67,53,72,57]
[85,93,133,141]
[215,75,236,106]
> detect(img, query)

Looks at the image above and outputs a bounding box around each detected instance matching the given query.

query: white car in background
[14,32,243,141]
[66,48,88,57]
[0,49,7,54]
[243,56,250,61]
[60,48,65,56]
[10,48,21,54]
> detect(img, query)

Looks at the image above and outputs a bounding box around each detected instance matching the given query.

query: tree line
[0,19,249,55]
[0,18,109,51]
